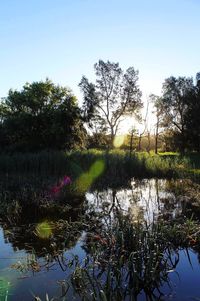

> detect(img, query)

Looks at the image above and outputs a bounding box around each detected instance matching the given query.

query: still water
[0,179,200,300]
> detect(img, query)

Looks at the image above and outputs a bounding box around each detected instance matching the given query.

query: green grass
[0,150,200,183]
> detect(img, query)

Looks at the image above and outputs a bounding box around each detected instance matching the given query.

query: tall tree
[184,77,200,151]
[160,76,194,153]
[79,60,142,146]
[0,79,86,152]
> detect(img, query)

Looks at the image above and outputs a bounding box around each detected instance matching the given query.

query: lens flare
[35,221,52,239]
[50,175,72,196]
[75,160,105,193]
[113,135,125,148]
[76,172,92,193]
[89,160,105,178]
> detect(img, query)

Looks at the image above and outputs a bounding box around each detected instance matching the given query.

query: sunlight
[113,135,126,148]
[129,205,144,224]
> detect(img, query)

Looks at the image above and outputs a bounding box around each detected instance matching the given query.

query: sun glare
[113,135,126,148]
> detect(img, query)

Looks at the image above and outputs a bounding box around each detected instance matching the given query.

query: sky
[0,0,200,131]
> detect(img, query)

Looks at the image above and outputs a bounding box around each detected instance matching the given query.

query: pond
[0,178,200,300]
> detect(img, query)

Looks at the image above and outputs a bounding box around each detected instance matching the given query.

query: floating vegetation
[1,177,200,300]
[21,216,200,300]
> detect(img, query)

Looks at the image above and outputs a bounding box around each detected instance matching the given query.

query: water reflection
[0,178,200,300]
[86,179,188,225]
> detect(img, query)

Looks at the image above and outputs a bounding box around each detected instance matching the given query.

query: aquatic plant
[11,205,200,301]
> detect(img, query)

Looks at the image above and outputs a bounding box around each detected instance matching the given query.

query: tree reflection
[1,178,200,300]
[0,200,85,257]
[79,182,200,300]
[87,179,183,226]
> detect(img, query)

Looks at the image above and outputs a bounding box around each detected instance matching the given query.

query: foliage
[0,79,86,152]
[159,75,200,152]
[87,132,110,149]
[184,84,200,151]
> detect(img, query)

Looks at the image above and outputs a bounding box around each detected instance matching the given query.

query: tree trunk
[129,130,134,156]
[155,121,159,154]
[110,128,115,149]
[147,132,150,153]
[138,134,142,151]
[180,128,186,154]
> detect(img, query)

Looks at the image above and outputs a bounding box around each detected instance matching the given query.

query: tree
[160,76,195,153]
[0,79,86,152]
[137,97,150,152]
[128,126,137,156]
[79,60,142,146]
[184,79,200,151]
[150,94,164,154]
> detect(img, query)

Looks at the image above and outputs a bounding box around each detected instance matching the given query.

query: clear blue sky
[1,0,200,102]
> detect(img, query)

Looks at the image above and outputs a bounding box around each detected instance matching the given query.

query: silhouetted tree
[79,60,142,146]
[150,94,164,154]
[184,79,200,151]
[137,97,150,151]
[0,79,86,152]
[160,76,195,153]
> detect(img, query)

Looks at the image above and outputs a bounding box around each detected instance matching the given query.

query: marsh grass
[1,150,200,300]
[8,186,200,301]
[27,215,200,301]
[68,216,200,301]
[0,150,199,185]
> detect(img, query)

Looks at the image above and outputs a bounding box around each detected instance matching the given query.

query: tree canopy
[157,75,200,152]
[79,60,142,145]
[0,79,86,152]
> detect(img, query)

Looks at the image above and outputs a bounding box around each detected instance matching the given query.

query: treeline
[0,60,200,153]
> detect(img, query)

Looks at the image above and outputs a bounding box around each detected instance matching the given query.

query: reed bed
[0,150,199,182]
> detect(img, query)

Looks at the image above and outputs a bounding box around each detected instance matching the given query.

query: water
[0,178,200,300]
[0,228,87,300]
